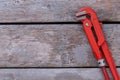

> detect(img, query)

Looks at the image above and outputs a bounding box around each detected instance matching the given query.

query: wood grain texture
[0,24,119,67]
[0,68,119,80]
[0,0,119,22]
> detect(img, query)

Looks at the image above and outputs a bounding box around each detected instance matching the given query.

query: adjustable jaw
[76,7,97,21]
[76,7,120,80]
[76,7,105,46]
[76,11,87,21]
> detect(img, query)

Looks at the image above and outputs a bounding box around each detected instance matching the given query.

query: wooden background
[0,0,119,80]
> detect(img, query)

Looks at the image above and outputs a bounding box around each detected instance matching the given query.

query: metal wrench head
[76,7,97,21]
[76,11,87,21]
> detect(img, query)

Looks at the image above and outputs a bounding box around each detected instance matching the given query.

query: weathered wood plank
[0,24,119,67]
[0,68,119,80]
[0,0,119,22]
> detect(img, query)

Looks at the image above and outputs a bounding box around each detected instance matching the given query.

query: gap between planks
[0,22,119,25]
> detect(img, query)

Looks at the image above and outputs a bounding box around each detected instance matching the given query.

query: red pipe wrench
[76,7,119,80]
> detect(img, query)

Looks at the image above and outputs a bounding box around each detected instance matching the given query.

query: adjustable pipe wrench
[76,7,119,80]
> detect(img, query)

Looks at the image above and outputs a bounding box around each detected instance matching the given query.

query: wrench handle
[102,67,110,80]
[101,42,119,80]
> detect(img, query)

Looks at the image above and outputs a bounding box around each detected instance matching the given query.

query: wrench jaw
[76,11,90,21]
[76,16,87,21]
[76,11,86,17]
[76,7,97,22]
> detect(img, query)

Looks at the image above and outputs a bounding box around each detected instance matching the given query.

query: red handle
[76,7,120,80]
[102,67,110,80]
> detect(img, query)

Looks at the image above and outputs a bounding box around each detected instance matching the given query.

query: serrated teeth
[76,11,86,17]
